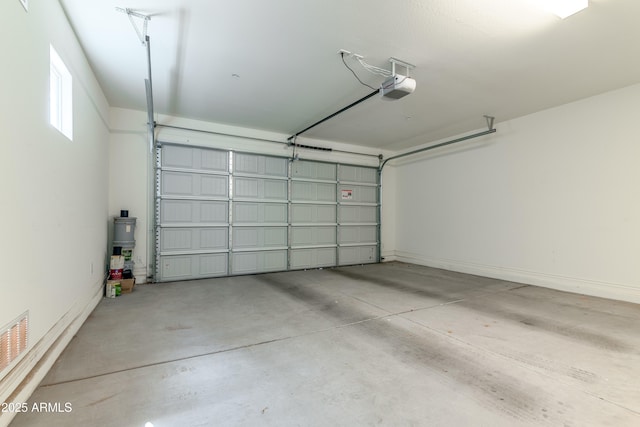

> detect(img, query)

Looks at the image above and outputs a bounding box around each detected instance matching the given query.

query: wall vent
[0,312,29,372]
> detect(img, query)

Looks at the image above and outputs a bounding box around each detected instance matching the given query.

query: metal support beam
[389,57,415,77]
[144,35,157,282]
[380,121,497,171]
[145,80,154,142]
[484,115,495,131]
[145,35,155,149]
[115,7,150,45]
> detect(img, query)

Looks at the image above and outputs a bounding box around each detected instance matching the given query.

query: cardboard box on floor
[106,278,136,295]
[120,278,135,293]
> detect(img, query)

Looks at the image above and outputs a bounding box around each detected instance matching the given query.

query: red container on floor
[109,269,123,280]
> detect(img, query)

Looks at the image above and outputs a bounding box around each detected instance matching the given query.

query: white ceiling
[59,0,640,150]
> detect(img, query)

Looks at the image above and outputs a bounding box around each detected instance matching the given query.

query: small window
[49,45,72,140]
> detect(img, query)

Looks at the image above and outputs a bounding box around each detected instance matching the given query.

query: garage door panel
[162,145,228,172]
[160,200,228,224]
[162,145,194,169]
[200,149,229,172]
[162,171,192,196]
[291,226,336,246]
[233,202,287,224]
[234,177,287,200]
[199,254,228,275]
[160,253,228,280]
[339,205,377,224]
[338,184,377,204]
[290,248,336,269]
[161,228,192,252]
[231,250,287,274]
[200,202,229,223]
[263,204,288,223]
[339,246,377,265]
[291,182,336,202]
[200,228,229,249]
[339,165,377,184]
[161,227,228,252]
[162,171,228,198]
[290,204,336,224]
[338,226,377,245]
[201,175,229,198]
[160,255,192,279]
[233,227,287,249]
[234,153,288,177]
[160,200,192,223]
[264,180,287,199]
[291,161,336,180]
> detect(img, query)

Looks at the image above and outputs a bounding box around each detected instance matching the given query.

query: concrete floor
[10,262,640,426]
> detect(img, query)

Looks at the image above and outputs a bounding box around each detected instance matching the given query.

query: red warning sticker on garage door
[341,189,353,200]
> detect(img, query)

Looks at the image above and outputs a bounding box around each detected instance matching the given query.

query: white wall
[0,1,110,423]
[109,109,150,280]
[392,83,640,303]
[109,109,394,281]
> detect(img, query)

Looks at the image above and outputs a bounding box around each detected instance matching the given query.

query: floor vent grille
[1,312,28,372]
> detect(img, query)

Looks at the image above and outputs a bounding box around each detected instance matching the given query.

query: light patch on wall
[0,312,29,372]
[532,0,588,19]
[18,0,28,12]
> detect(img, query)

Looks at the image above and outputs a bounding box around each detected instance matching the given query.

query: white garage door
[231,153,289,275]
[290,160,338,269]
[338,165,379,265]
[155,143,379,282]
[156,144,230,281]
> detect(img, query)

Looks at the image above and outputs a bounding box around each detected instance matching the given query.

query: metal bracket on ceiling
[289,135,300,161]
[115,7,151,45]
[389,57,415,77]
[484,115,495,131]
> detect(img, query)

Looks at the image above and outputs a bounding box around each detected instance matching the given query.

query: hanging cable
[355,56,392,77]
[341,52,377,90]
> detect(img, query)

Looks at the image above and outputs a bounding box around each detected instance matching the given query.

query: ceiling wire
[355,56,392,77]
[341,52,377,90]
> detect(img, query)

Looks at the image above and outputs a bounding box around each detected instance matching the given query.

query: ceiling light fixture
[535,0,588,19]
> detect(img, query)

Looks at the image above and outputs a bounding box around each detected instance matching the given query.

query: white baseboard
[394,251,640,305]
[134,266,148,284]
[381,251,398,262]
[0,281,103,427]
